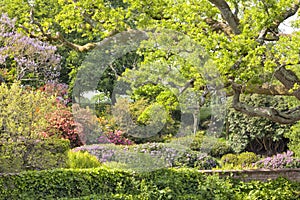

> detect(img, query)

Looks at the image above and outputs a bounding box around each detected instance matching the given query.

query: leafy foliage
[236,152,259,167]
[227,95,291,155]
[104,130,134,145]
[45,107,84,148]
[285,121,300,157]
[174,150,219,170]
[221,153,239,166]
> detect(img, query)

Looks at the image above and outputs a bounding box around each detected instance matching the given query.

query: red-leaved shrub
[46,106,84,148]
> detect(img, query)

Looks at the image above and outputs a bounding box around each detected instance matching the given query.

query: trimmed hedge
[0,167,299,200]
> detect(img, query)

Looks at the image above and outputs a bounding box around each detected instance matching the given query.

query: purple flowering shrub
[72,144,121,163]
[174,150,219,170]
[0,13,61,84]
[133,143,182,167]
[73,142,219,170]
[255,151,300,169]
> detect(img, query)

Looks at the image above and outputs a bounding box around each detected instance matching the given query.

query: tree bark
[208,0,241,34]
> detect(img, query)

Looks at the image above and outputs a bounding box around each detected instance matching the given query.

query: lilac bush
[255,151,300,169]
[0,13,61,84]
[73,144,121,163]
[73,142,219,170]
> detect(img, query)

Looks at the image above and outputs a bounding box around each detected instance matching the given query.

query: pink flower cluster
[98,130,133,145]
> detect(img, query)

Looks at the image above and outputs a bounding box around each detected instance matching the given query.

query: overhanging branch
[232,83,300,124]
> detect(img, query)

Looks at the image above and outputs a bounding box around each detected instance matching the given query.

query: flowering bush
[174,150,219,170]
[133,142,182,167]
[0,13,60,85]
[255,151,300,169]
[75,142,219,170]
[73,144,122,163]
[103,130,134,145]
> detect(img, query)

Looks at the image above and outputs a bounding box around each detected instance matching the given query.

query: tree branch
[54,32,97,52]
[257,1,300,42]
[273,1,300,28]
[232,83,300,124]
[243,83,293,96]
[274,65,300,100]
[208,0,241,34]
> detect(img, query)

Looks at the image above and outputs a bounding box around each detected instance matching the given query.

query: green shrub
[286,122,300,157]
[67,150,101,169]
[221,153,238,166]
[210,139,233,158]
[0,82,57,139]
[0,138,69,173]
[237,152,258,167]
[190,131,205,151]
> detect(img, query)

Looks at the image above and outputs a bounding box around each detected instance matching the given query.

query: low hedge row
[0,167,299,200]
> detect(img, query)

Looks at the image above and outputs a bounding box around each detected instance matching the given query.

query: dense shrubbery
[237,152,259,167]
[209,139,233,158]
[45,107,84,148]
[99,130,134,145]
[73,143,219,170]
[221,153,239,166]
[220,152,259,169]
[0,138,69,173]
[174,150,219,169]
[0,167,299,199]
[0,82,57,139]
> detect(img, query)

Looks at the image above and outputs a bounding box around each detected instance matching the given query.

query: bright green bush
[190,131,205,151]
[0,82,57,139]
[67,150,101,169]
[221,153,238,166]
[237,152,259,167]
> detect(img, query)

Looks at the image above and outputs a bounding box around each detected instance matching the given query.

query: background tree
[1,0,300,124]
[0,13,61,86]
